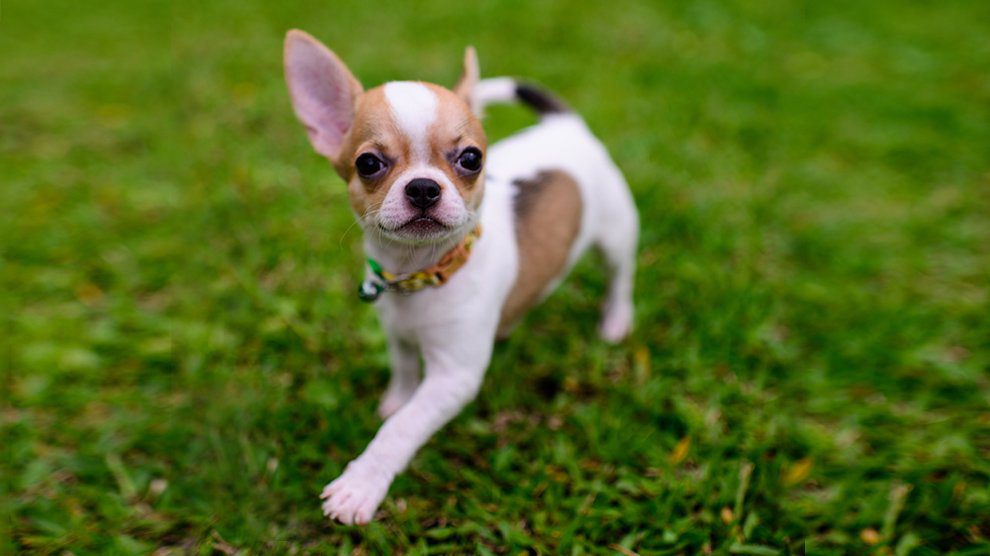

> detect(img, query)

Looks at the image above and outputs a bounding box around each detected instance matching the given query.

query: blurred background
[1,0,988,553]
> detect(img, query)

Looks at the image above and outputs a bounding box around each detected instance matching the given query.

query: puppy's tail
[472,77,571,117]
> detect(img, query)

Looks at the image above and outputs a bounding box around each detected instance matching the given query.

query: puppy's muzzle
[405,178,441,210]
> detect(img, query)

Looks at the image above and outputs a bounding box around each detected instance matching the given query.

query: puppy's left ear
[453,46,480,114]
[284,30,363,162]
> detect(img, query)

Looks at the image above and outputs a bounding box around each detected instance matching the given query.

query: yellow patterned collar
[358,225,482,302]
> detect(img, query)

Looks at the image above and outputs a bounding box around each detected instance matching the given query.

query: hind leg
[598,241,636,343]
[595,183,638,343]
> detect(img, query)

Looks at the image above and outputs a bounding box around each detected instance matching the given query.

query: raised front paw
[319,462,392,525]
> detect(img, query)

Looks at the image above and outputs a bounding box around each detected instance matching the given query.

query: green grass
[2,0,989,554]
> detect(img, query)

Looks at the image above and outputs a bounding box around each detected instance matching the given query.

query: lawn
[2,0,989,554]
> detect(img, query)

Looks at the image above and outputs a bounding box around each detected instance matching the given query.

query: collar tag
[357,279,384,302]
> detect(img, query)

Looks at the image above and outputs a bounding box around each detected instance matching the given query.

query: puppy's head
[284,30,486,245]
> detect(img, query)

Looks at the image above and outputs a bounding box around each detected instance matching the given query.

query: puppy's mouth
[378,215,455,242]
[399,215,450,234]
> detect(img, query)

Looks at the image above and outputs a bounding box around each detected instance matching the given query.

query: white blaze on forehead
[384,81,438,161]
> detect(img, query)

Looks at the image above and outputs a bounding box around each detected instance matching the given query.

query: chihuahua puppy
[284,30,638,524]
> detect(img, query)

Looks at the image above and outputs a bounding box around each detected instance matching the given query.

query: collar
[358,225,482,302]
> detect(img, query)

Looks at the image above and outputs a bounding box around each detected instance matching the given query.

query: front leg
[320,364,485,524]
[378,337,420,418]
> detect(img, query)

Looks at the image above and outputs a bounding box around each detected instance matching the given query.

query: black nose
[404,178,441,210]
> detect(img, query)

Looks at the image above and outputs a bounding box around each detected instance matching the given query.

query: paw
[599,300,633,343]
[378,384,416,419]
[319,462,392,525]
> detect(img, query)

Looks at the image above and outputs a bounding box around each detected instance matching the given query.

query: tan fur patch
[498,170,583,335]
[335,88,399,216]
[425,83,487,210]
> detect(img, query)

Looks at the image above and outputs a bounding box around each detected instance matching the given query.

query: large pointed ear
[284,30,363,161]
[453,46,480,113]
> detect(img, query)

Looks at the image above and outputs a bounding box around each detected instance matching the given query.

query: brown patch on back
[498,170,583,336]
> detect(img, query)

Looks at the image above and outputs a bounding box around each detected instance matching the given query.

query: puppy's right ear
[453,46,480,110]
[284,30,363,161]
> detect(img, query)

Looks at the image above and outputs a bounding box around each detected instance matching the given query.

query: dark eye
[355,153,386,178]
[456,147,483,173]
